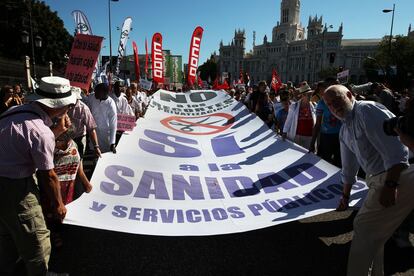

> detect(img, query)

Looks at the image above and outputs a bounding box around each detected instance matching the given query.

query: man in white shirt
[111,81,134,145]
[87,83,117,153]
[131,82,145,117]
[111,81,134,116]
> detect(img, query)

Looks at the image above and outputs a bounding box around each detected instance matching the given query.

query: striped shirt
[0,103,55,179]
[67,100,97,138]
[340,100,409,185]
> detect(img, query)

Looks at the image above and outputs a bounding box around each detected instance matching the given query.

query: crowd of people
[0,76,153,276]
[0,74,413,276]
[224,78,414,276]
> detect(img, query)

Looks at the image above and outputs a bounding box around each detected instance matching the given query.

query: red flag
[151,33,164,84]
[220,79,230,90]
[197,72,203,88]
[132,41,140,81]
[145,38,149,78]
[187,26,204,86]
[238,66,244,84]
[212,76,219,90]
[271,68,282,91]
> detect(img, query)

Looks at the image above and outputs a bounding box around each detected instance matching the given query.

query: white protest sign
[337,69,349,84]
[64,90,367,236]
[140,78,152,90]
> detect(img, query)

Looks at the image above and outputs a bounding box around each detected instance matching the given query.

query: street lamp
[108,0,119,72]
[382,4,395,55]
[21,31,42,81]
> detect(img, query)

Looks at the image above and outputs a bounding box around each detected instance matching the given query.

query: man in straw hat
[0,76,76,275]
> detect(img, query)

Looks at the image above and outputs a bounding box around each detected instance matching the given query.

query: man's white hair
[324,84,352,99]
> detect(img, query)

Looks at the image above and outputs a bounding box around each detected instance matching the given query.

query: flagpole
[108,0,113,71]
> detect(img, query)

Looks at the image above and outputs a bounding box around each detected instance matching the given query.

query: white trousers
[347,165,414,276]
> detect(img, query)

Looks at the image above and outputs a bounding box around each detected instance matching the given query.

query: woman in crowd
[42,114,92,247]
[275,97,290,135]
[255,92,274,128]
[0,85,22,114]
[125,86,142,120]
[282,82,316,148]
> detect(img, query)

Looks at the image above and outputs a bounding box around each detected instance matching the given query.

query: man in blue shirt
[309,96,342,166]
[275,98,289,134]
[323,85,414,276]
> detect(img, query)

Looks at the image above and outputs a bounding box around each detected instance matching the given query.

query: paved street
[48,155,414,276]
[49,210,413,276]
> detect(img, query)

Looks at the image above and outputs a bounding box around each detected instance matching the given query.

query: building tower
[272,0,305,42]
[307,15,323,39]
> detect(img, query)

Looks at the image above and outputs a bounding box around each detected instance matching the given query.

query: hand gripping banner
[187,26,204,86]
[115,17,133,76]
[132,41,140,80]
[64,90,368,236]
[151,33,164,84]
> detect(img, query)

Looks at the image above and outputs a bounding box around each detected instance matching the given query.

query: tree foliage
[318,66,339,80]
[364,36,414,89]
[0,0,73,68]
[198,55,218,82]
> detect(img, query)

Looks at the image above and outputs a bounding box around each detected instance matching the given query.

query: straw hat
[26,76,77,108]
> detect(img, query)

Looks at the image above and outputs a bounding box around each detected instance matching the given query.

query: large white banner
[64,90,367,236]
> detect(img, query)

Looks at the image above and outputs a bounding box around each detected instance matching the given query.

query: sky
[43,0,413,64]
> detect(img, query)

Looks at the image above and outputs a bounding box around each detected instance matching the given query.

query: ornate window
[282,9,289,23]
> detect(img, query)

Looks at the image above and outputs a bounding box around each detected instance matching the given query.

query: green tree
[318,66,339,81]
[364,36,414,89]
[198,55,218,83]
[0,0,73,68]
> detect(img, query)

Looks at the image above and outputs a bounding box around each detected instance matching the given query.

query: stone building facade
[217,0,384,85]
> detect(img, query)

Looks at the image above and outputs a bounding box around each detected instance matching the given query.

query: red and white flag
[271,68,282,91]
[132,41,140,81]
[151,33,164,84]
[187,26,204,86]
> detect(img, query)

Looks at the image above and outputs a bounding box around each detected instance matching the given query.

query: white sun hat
[26,76,77,108]
[70,86,83,100]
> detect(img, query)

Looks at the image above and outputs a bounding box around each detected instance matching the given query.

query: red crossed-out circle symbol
[160,113,234,135]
